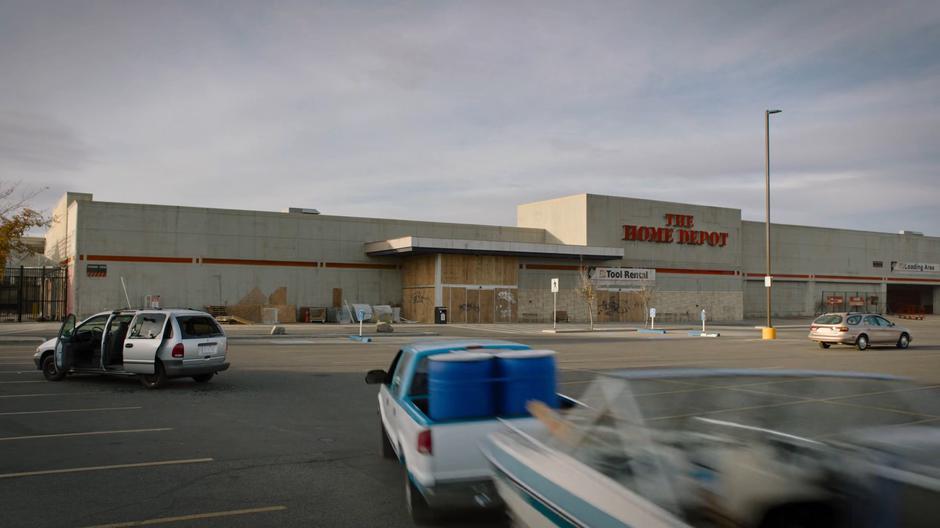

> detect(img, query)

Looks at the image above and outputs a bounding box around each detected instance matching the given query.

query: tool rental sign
[623,213,729,248]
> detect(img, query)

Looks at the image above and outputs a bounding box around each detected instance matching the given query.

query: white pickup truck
[365,339,574,523]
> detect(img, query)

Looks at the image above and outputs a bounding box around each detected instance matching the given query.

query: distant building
[43,192,940,321]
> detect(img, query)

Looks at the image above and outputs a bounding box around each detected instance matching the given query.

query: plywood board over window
[402,287,434,323]
[444,287,468,323]
[440,254,517,286]
[401,255,436,288]
[479,289,495,324]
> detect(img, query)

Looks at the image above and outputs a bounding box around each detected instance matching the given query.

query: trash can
[434,306,448,324]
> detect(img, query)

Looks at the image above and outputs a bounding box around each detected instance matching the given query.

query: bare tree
[0,183,50,273]
[577,265,597,330]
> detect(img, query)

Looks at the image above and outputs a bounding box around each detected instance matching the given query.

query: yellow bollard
[762,327,777,340]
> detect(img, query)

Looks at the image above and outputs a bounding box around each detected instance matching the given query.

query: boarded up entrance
[402,254,519,323]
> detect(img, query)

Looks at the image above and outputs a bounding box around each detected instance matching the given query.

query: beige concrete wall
[49,195,548,317]
[516,194,588,245]
[741,221,940,280]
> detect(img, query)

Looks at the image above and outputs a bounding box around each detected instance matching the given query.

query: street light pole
[764,109,781,339]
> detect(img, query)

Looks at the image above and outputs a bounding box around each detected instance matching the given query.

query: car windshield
[813,314,843,325]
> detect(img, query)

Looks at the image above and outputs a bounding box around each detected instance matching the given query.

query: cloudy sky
[2,1,939,234]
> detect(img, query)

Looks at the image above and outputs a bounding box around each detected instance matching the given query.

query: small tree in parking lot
[577,265,597,330]
[0,183,49,273]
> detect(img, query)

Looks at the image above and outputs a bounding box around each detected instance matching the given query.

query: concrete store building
[43,192,940,322]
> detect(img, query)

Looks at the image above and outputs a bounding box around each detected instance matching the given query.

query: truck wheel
[42,354,66,381]
[405,472,438,524]
[817,342,830,349]
[139,361,167,389]
[192,373,214,383]
[381,422,396,459]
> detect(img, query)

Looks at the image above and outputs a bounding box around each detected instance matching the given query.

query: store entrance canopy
[364,236,623,260]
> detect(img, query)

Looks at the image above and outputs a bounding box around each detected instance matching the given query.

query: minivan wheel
[192,373,214,383]
[42,354,66,381]
[856,335,869,351]
[898,333,910,349]
[818,342,830,349]
[140,361,167,389]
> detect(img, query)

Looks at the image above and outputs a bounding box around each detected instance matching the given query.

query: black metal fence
[0,266,67,322]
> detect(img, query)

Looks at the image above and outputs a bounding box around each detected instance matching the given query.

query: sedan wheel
[856,335,869,351]
[897,334,910,349]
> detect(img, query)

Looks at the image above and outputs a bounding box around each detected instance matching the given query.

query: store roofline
[364,236,623,260]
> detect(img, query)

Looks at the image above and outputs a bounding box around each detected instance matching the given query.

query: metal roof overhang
[364,236,623,260]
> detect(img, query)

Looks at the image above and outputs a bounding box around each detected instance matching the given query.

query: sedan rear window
[176,316,224,338]
[813,314,843,325]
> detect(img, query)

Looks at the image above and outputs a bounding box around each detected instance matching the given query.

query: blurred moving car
[34,309,229,389]
[808,312,911,350]
[483,369,940,528]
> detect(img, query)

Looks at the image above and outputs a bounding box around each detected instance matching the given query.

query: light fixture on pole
[763,109,781,340]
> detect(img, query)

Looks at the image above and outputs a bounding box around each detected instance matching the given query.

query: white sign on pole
[764,276,772,288]
[700,309,706,322]
[649,307,656,330]
[649,307,656,318]
[550,278,559,293]
[701,309,706,332]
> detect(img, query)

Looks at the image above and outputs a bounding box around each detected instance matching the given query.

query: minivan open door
[54,314,77,372]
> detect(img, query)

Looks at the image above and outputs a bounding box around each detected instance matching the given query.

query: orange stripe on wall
[525,264,580,271]
[86,255,192,264]
[656,267,736,276]
[202,257,318,267]
[323,262,398,270]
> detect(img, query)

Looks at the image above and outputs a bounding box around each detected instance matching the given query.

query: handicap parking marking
[0,406,142,416]
[81,505,287,528]
[0,427,173,442]
[0,457,213,479]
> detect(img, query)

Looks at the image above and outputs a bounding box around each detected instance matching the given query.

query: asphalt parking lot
[1,317,939,528]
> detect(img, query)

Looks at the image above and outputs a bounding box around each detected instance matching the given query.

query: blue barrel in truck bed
[494,350,558,416]
[428,352,495,421]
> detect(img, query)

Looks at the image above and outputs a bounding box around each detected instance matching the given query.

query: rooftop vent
[287,208,320,215]
[898,230,923,236]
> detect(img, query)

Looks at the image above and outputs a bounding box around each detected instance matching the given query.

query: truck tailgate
[431,417,545,482]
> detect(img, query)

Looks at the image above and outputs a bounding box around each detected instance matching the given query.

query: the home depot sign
[623,214,729,247]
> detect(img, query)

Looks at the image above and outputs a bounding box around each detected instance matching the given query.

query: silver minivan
[34,308,230,389]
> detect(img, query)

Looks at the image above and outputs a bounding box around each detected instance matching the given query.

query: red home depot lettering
[623,214,728,248]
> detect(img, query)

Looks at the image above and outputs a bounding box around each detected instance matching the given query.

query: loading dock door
[887,284,935,314]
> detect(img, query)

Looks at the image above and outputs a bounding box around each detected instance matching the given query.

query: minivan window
[176,316,223,338]
[814,314,843,325]
[128,314,167,339]
[846,315,862,325]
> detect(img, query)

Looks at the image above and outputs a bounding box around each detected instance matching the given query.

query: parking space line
[0,428,172,442]
[0,392,105,399]
[81,505,287,528]
[0,406,141,416]
[0,457,213,479]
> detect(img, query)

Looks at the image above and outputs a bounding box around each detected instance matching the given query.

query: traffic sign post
[358,310,365,337]
[649,307,656,330]
[551,278,559,330]
[701,309,706,333]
